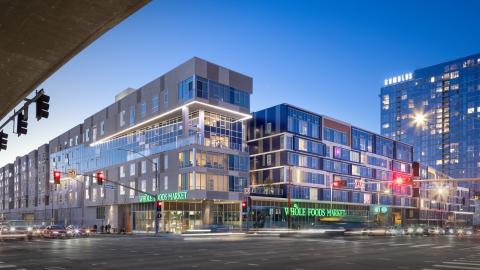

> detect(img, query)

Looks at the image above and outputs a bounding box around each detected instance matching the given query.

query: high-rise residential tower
[381,53,480,190]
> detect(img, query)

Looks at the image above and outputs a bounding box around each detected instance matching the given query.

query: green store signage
[139,191,188,203]
[284,204,347,217]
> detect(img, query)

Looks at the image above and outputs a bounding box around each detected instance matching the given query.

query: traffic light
[156,201,162,211]
[96,171,104,185]
[395,177,404,185]
[36,93,50,120]
[53,171,61,184]
[0,131,7,151]
[332,180,346,188]
[16,110,28,136]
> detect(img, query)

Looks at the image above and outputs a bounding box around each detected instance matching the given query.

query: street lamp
[117,148,160,236]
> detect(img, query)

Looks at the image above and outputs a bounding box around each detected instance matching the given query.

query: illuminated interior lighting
[90,100,251,147]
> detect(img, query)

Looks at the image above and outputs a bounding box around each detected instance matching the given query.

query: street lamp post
[287,166,292,230]
[117,148,160,236]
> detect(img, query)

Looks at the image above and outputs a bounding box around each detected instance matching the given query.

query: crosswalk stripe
[0,265,17,269]
[411,244,435,248]
[444,262,480,266]
[433,264,480,270]
[433,245,452,249]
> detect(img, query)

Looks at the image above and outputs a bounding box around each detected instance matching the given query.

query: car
[32,225,46,237]
[43,225,67,238]
[66,225,91,237]
[445,227,456,235]
[427,227,445,235]
[405,226,416,235]
[457,227,473,236]
[386,226,405,236]
[0,220,33,240]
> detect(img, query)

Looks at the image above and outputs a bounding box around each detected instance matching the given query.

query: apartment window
[85,128,90,142]
[141,161,146,174]
[129,106,135,126]
[120,185,125,195]
[140,101,147,118]
[85,189,90,200]
[92,126,97,142]
[75,135,79,145]
[152,178,156,191]
[120,166,125,178]
[468,107,475,114]
[129,181,135,198]
[265,122,272,135]
[163,90,168,106]
[164,156,168,170]
[100,187,104,198]
[100,121,105,135]
[152,95,159,112]
[164,176,168,190]
[178,76,194,101]
[120,110,126,127]
[141,180,146,192]
[69,138,73,147]
[130,163,136,176]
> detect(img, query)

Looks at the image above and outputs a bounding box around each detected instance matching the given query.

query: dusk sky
[2,0,480,166]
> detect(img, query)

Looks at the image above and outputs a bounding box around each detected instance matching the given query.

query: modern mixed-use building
[0,58,474,232]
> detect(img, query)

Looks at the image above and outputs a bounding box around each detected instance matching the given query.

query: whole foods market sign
[139,191,188,203]
[284,204,346,217]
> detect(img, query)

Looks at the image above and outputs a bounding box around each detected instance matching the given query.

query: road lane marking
[0,266,17,269]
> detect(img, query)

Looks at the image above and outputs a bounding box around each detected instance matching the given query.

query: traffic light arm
[0,89,48,131]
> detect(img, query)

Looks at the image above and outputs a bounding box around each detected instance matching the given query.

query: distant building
[380,53,480,191]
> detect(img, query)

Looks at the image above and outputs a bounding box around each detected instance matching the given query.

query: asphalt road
[1,234,480,270]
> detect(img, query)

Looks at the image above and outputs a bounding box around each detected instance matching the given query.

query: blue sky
[2,0,480,166]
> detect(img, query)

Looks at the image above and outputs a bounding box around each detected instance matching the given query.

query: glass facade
[178,75,250,109]
[380,53,480,190]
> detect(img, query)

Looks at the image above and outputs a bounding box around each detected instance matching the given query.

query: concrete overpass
[0,0,150,121]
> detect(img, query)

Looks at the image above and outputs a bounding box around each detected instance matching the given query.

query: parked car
[43,225,67,238]
[66,225,91,237]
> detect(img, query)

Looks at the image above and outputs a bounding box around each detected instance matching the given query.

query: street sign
[104,184,116,190]
[354,179,364,190]
[67,169,77,179]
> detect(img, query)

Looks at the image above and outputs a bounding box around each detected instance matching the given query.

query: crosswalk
[0,261,26,270]
[301,238,455,250]
[424,255,480,269]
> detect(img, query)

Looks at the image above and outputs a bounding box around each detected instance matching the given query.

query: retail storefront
[247,197,370,229]
[131,191,242,233]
